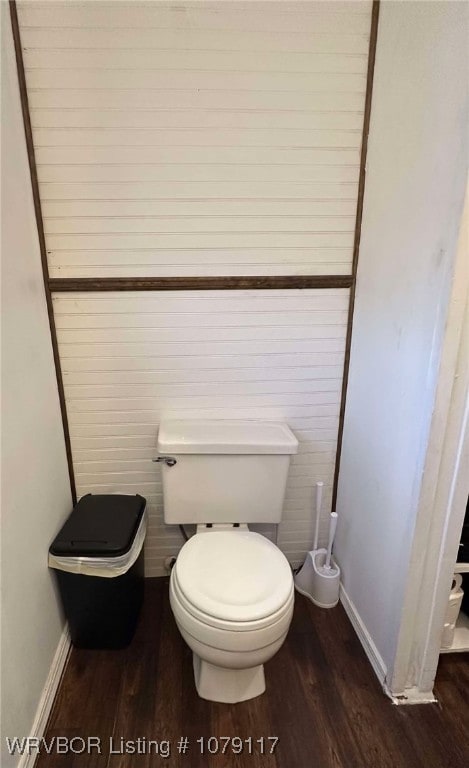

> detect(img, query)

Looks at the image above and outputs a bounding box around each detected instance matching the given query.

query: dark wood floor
[37,578,469,768]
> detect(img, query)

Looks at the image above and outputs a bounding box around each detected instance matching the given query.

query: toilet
[156,420,298,703]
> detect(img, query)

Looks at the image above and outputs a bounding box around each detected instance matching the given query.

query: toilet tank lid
[157,420,298,455]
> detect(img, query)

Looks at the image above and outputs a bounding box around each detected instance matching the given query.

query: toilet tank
[157,420,298,524]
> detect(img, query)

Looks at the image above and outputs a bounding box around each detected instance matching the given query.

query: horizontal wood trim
[49,275,353,292]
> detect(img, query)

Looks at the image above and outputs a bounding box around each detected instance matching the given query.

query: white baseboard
[18,625,71,768]
[339,584,393,697]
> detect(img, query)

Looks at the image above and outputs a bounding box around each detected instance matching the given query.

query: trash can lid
[49,494,146,557]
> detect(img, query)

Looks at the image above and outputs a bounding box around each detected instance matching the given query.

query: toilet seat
[175,530,292,624]
[171,566,294,635]
[173,530,293,624]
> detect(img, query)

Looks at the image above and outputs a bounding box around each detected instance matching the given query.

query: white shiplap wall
[18,2,372,575]
[54,289,348,574]
[18,0,371,277]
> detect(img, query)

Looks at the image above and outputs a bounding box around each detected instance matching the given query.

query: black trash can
[49,494,146,649]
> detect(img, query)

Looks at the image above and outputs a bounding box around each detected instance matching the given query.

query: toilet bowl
[169,527,294,703]
[156,419,298,702]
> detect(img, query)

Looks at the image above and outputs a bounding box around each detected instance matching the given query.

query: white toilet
[156,420,298,703]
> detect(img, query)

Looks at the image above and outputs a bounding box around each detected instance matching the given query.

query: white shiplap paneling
[18,0,371,278]
[18,1,370,33]
[53,289,348,575]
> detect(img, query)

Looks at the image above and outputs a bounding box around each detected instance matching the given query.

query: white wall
[1,8,73,766]
[335,0,468,687]
[401,186,468,695]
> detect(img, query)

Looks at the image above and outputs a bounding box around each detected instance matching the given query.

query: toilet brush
[313,481,323,552]
[323,512,338,571]
[294,490,341,609]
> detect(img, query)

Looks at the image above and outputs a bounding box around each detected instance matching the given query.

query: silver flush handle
[152,456,177,467]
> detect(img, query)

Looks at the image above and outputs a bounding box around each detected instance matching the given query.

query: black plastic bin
[49,494,146,649]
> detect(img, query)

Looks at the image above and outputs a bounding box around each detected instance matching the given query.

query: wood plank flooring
[36,578,469,768]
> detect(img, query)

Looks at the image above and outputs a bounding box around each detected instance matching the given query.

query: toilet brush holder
[294,548,341,608]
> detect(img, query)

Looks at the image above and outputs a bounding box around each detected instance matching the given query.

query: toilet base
[193,654,265,703]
